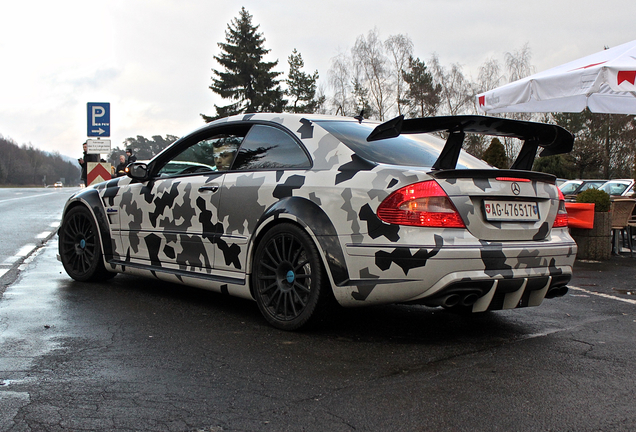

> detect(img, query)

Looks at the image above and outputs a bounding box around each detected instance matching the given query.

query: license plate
[483,200,539,221]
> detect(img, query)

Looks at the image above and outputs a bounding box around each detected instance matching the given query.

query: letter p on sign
[92,106,105,125]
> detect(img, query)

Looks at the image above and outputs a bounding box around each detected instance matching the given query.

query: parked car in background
[559,180,582,195]
[58,113,576,330]
[598,179,635,198]
[559,179,607,200]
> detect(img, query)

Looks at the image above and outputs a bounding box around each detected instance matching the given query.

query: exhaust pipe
[545,286,569,299]
[442,294,461,308]
[426,293,461,308]
[424,291,484,308]
[461,293,480,307]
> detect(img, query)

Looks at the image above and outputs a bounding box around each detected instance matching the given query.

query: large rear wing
[367,115,574,171]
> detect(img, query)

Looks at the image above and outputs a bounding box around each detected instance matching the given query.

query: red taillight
[377,180,466,228]
[553,188,568,228]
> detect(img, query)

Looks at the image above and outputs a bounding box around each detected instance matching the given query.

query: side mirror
[127,162,150,181]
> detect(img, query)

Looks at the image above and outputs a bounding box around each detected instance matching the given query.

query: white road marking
[16,244,36,257]
[36,231,51,239]
[2,257,19,266]
[2,244,37,265]
[569,285,636,305]
[0,269,8,278]
[0,191,59,204]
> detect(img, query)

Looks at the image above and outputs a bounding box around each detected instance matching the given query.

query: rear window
[232,124,310,170]
[315,120,489,169]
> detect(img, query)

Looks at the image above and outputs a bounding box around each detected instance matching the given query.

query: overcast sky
[1,0,635,158]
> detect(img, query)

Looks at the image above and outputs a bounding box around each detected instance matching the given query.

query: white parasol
[477,40,636,115]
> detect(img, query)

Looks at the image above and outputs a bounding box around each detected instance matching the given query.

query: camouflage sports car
[59,113,576,330]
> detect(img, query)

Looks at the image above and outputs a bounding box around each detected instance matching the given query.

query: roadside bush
[575,188,611,212]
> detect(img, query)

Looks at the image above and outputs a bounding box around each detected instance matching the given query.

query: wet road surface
[1,236,636,431]
[0,187,77,287]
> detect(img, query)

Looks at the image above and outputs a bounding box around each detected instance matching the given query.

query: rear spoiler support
[367,115,574,171]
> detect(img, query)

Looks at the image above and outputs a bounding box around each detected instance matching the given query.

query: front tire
[252,223,328,330]
[59,205,114,282]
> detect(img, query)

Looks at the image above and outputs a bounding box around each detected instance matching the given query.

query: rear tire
[252,223,328,330]
[59,205,115,282]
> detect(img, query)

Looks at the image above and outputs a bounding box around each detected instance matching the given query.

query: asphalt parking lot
[570,253,636,296]
[1,240,636,431]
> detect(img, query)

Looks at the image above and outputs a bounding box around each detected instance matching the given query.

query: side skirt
[108,259,246,286]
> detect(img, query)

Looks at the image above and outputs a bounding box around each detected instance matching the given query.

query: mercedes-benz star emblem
[511,182,521,195]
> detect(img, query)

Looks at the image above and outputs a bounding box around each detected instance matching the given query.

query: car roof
[603,179,633,184]
[161,112,570,175]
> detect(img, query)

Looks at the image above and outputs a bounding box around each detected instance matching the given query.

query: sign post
[86,102,112,185]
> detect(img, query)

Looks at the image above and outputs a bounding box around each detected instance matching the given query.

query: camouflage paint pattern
[62,113,577,311]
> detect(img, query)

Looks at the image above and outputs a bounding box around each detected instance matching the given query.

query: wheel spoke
[280,235,288,262]
[79,254,88,273]
[68,253,79,270]
[71,216,82,236]
[285,236,297,262]
[264,247,280,267]
[271,239,283,263]
[261,262,277,273]
[292,289,307,307]
[293,281,311,293]
[266,286,280,307]
[287,291,298,317]
[261,281,277,295]
[272,289,284,313]
[294,259,309,272]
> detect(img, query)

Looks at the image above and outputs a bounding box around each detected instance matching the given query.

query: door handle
[198,185,219,193]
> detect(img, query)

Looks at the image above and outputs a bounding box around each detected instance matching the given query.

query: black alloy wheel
[253,223,327,330]
[59,206,114,282]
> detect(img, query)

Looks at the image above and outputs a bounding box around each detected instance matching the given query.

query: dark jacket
[115,162,128,177]
[80,152,99,184]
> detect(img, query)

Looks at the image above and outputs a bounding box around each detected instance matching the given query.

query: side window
[157,134,245,176]
[231,125,310,171]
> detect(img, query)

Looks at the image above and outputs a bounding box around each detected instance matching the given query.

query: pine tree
[402,56,441,118]
[352,78,373,119]
[202,7,285,122]
[482,138,508,169]
[285,49,324,113]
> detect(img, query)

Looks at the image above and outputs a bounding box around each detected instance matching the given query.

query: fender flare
[62,188,114,260]
[250,197,350,286]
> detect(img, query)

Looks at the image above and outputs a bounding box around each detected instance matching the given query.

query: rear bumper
[335,237,576,308]
[409,267,572,311]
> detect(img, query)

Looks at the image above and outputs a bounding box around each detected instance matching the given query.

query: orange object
[565,202,595,229]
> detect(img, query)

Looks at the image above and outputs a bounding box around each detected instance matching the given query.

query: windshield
[315,120,490,169]
[578,181,605,192]
[599,181,630,196]
[559,181,582,195]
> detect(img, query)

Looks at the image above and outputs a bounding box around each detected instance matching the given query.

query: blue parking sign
[87,102,110,137]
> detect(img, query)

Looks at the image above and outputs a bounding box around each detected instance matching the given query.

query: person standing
[78,141,99,186]
[126,148,137,164]
[114,154,128,177]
